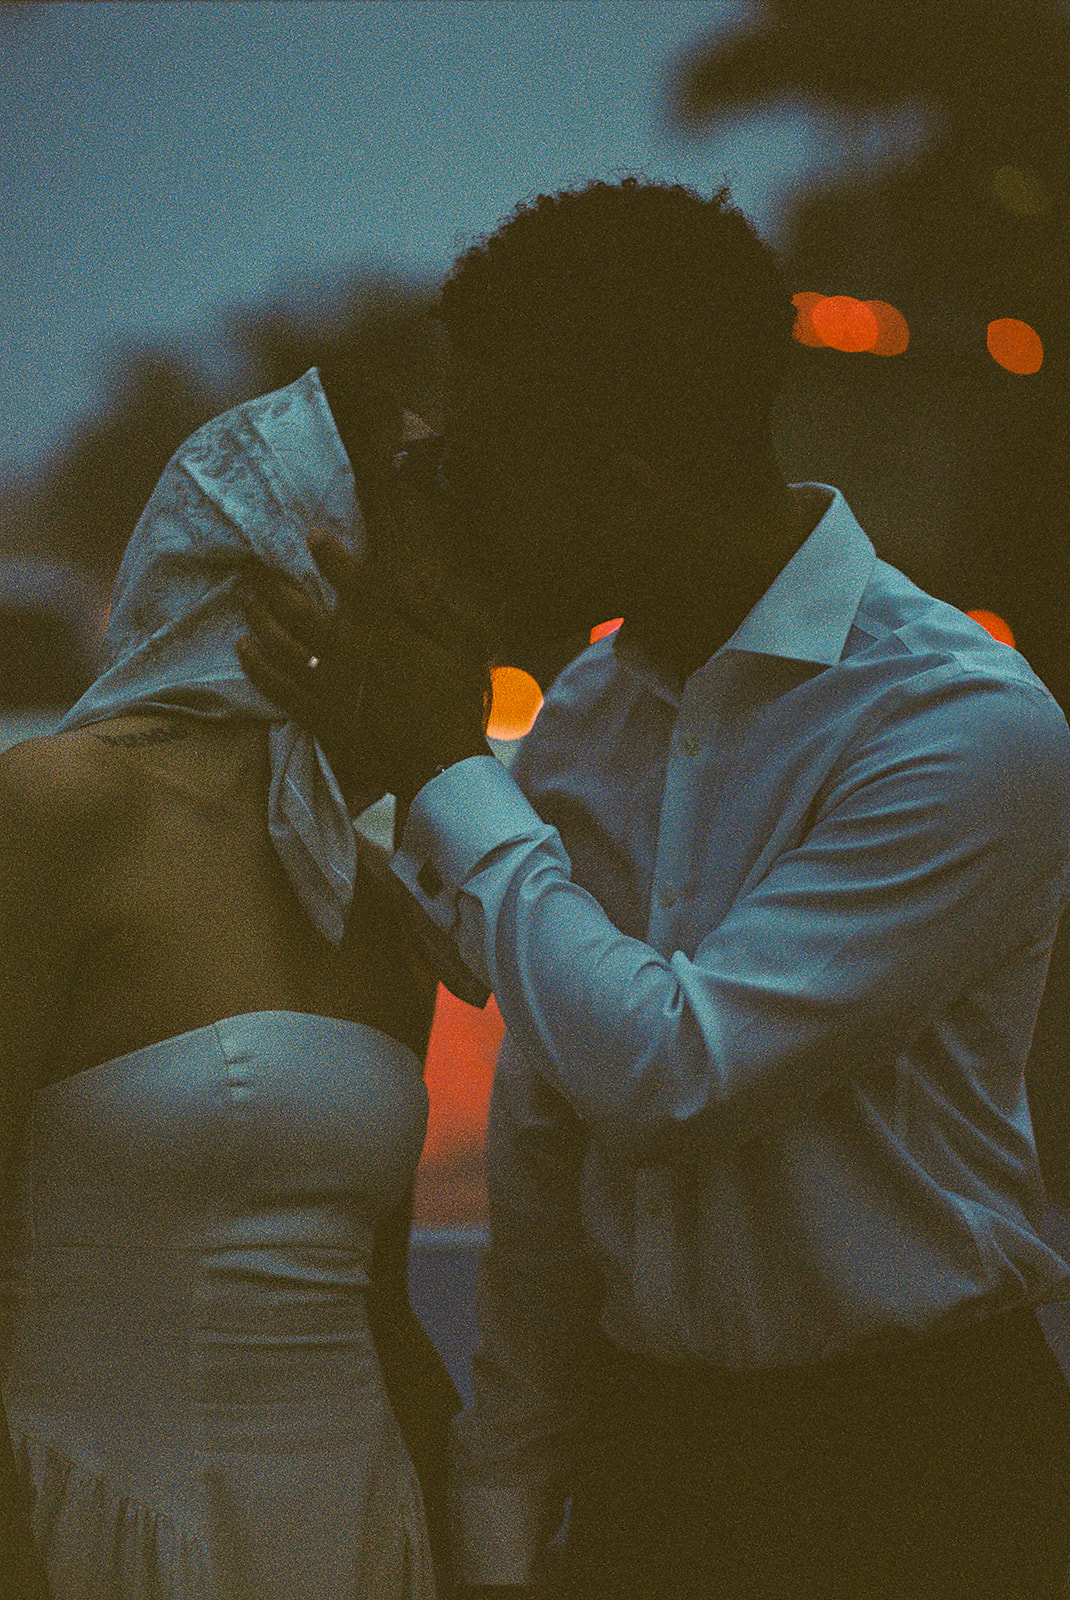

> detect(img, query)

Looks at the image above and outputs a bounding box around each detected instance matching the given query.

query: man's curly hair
[436,176,796,490]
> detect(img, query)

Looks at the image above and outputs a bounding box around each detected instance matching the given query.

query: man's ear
[401,410,435,444]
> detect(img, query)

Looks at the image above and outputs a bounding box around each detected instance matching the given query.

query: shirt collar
[614,485,876,700]
[725,485,876,666]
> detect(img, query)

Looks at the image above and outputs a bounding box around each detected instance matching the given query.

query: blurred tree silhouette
[0,267,444,585]
[224,267,448,433]
[666,0,1070,1197]
[35,343,216,580]
[666,0,1069,682]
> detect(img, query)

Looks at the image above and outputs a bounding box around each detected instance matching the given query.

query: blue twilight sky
[0,0,930,478]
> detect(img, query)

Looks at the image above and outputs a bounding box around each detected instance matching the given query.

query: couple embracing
[4,178,1070,1600]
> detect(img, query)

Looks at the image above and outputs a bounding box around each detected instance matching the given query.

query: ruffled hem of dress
[361,1422,439,1599]
[13,1430,220,1600]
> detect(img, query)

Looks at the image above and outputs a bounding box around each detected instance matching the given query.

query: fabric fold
[360,1417,438,1600]
[14,1432,220,1600]
[56,367,363,945]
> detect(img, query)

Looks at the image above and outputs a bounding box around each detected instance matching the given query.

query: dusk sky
[1,1,931,478]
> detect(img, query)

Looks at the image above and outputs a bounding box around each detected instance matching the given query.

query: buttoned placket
[645,658,738,955]
[631,662,733,1341]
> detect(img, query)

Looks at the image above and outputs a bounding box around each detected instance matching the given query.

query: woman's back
[0,713,442,1599]
[0,368,456,1596]
[10,712,433,1088]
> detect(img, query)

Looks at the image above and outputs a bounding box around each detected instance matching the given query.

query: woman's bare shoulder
[0,731,140,1110]
[0,726,138,842]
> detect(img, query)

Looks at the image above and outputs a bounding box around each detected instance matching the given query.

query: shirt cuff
[448,1473,550,1586]
[391,754,558,989]
[395,754,547,893]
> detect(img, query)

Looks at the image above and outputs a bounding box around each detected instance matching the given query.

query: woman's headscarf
[57,367,364,945]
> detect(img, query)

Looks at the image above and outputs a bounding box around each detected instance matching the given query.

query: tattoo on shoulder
[94,722,195,749]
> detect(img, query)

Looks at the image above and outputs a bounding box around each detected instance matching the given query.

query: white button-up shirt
[393,486,1070,1585]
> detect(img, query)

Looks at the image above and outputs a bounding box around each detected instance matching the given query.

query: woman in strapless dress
[0,369,471,1598]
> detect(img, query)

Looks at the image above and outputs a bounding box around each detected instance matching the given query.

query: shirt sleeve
[393,679,1070,1168]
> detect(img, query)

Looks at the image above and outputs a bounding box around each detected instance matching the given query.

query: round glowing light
[966,609,1015,647]
[792,291,827,348]
[590,617,623,644]
[865,300,910,356]
[486,664,544,740]
[987,318,1043,375]
[811,296,880,353]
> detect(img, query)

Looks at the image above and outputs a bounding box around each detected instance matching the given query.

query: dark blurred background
[2,0,1068,1209]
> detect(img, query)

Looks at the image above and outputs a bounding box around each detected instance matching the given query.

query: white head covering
[57,367,363,946]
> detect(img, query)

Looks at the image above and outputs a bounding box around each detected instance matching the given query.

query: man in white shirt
[239,177,1070,1599]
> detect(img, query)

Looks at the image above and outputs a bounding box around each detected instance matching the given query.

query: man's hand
[236,539,389,813]
[237,373,496,810]
[237,533,492,815]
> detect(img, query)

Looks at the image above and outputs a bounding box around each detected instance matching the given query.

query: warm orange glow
[866,300,910,356]
[414,986,503,1224]
[811,296,880,353]
[967,609,1016,647]
[792,291,827,348]
[590,617,624,644]
[987,319,1043,375]
[486,664,544,740]
[794,293,908,356]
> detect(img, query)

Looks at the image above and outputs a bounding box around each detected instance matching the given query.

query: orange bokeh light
[866,300,910,356]
[590,617,624,643]
[987,318,1043,375]
[967,609,1015,647]
[487,664,544,740]
[415,986,504,1225]
[792,291,827,347]
[811,296,880,353]
[793,292,909,357]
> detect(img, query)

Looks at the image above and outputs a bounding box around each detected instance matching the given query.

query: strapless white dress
[0,1011,437,1599]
